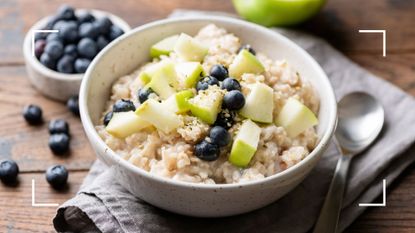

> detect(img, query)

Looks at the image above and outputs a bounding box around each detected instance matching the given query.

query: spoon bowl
[335,92,384,154]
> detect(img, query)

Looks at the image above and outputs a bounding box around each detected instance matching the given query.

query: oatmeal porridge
[96,24,319,184]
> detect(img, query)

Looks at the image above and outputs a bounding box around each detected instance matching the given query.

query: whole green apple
[232,0,326,27]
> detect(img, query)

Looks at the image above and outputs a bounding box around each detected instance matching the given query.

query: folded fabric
[54,10,415,233]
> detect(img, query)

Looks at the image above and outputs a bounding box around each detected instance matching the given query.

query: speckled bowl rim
[22,9,131,81]
[80,16,337,190]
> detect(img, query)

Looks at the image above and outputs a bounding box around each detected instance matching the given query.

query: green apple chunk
[239,83,274,123]
[139,61,179,88]
[106,111,151,138]
[189,87,223,124]
[135,99,182,133]
[144,62,179,99]
[174,33,208,62]
[163,90,194,114]
[229,119,261,167]
[150,34,179,58]
[275,97,318,137]
[175,62,204,88]
[229,49,265,78]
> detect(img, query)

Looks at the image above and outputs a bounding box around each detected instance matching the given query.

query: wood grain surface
[0,0,414,232]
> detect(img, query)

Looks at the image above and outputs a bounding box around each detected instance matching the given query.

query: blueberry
[46,33,62,43]
[57,5,75,20]
[40,53,56,70]
[45,15,60,30]
[35,32,48,41]
[64,44,77,57]
[52,20,70,31]
[74,58,91,73]
[44,40,64,60]
[221,78,241,91]
[223,90,245,110]
[45,165,68,189]
[23,104,43,125]
[94,17,112,35]
[67,95,79,116]
[77,11,95,24]
[59,21,78,43]
[34,39,46,59]
[108,25,124,41]
[196,76,219,92]
[49,119,69,135]
[57,55,75,74]
[194,140,220,161]
[209,126,231,147]
[96,35,109,50]
[138,88,155,103]
[209,64,228,81]
[77,38,97,59]
[103,111,113,126]
[0,160,19,184]
[113,99,136,112]
[78,22,98,39]
[49,133,70,155]
[214,110,235,130]
[237,44,256,55]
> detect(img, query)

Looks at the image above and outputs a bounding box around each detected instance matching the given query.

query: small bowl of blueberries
[23,5,131,102]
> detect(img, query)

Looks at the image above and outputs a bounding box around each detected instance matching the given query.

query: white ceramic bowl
[23,9,131,102]
[80,16,337,217]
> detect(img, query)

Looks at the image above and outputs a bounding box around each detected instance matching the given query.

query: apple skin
[232,0,326,27]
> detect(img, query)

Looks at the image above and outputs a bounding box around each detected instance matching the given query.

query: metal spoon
[313,92,384,233]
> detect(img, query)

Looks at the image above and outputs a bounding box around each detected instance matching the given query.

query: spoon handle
[313,155,351,233]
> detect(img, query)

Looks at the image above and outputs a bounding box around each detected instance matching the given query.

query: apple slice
[239,83,274,123]
[150,34,179,58]
[135,99,182,133]
[174,33,208,62]
[139,61,179,87]
[229,49,265,78]
[163,90,194,114]
[189,87,224,124]
[275,97,318,137]
[106,111,151,138]
[229,119,261,167]
[175,62,204,88]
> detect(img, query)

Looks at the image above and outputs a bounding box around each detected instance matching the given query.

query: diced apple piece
[106,111,151,138]
[275,98,318,137]
[229,119,261,167]
[138,61,179,88]
[229,49,265,78]
[189,86,224,124]
[239,83,274,123]
[175,62,204,88]
[150,34,179,58]
[163,90,194,114]
[174,33,208,62]
[135,99,182,133]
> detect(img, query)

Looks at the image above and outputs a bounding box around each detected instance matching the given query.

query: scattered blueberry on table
[35,5,125,74]
[49,133,70,155]
[67,95,80,116]
[49,119,70,135]
[0,160,19,184]
[23,104,43,125]
[45,165,68,189]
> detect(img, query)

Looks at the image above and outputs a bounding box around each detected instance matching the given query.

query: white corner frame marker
[358,179,386,207]
[358,30,386,57]
[31,179,59,207]
[31,29,59,57]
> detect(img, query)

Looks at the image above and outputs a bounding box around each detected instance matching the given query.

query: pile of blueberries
[34,5,124,74]
[0,96,80,189]
[193,45,256,161]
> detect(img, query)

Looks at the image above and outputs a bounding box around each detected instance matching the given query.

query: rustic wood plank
[0,66,95,172]
[0,171,87,233]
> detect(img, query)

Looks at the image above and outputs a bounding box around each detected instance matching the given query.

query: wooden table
[0,0,414,232]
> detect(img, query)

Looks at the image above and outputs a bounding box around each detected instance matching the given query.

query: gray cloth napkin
[54,10,415,233]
